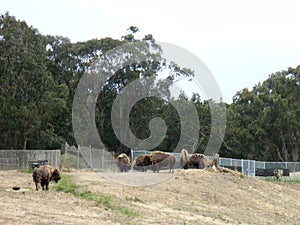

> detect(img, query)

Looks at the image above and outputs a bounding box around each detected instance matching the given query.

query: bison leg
[156,164,160,173]
[151,164,157,173]
[41,181,46,191]
[35,182,39,191]
[152,164,158,173]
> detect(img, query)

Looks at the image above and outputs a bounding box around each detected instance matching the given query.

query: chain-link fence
[62,143,116,171]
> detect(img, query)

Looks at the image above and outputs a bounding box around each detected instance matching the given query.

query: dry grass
[0,169,299,224]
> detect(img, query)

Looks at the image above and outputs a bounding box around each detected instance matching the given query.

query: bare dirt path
[0,169,300,224]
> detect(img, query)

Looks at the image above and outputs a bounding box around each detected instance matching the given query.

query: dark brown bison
[183,153,208,169]
[117,153,131,172]
[180,149,190,168]
[133,154,152,172]
[149,151,176,173]
[32,165,61,191]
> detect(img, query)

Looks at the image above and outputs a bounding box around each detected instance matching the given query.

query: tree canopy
[0,13,299,162]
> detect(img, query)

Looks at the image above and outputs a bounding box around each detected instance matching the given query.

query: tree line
[0,13,299,162]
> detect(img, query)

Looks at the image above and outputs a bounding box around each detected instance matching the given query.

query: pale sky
[2,0,300,103]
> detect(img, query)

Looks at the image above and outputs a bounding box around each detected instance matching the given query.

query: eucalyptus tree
[0,13,68,149]
[223,67,299,161]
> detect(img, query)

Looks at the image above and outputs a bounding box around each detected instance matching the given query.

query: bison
[180,149,190,168]
[183,153,208,169]
[133,154,152,172]
[32,165,61,191]
[117,153,131,172]
[149,151,176,173]
[208,153,220,171]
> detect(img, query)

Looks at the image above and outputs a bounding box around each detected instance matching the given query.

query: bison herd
[31,150,217,191]
[116,149,219,173]
[117,150,176,173]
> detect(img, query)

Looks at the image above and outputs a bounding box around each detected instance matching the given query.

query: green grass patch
[79,190,113,209]
[259,176,300,184]
[120,207,140,217]
[53,174,81,194]
[19,168,34,174]
[283,177,300,184]
[53,175,140,218]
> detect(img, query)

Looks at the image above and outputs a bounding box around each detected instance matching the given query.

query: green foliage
[222,67,300,161]
[0,13,69,149]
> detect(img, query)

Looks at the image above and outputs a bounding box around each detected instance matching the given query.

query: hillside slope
[0,169,299,224]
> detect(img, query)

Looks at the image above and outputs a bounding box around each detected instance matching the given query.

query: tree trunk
[23,138,27,150]
[291,132,299,162]
[280,132,289,161]
[276,146,284,162]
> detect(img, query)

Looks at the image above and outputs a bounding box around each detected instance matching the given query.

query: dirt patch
[0,169,300,224]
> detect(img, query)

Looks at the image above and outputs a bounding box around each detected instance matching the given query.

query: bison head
[51,169,61,183]
[183,160,193,169]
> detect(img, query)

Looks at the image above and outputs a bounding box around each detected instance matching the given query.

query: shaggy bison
[149,151,176,173]
[180,149,190,168]
[133,154,152,172]
[117,153,131,172]
[32,165,61,191]
[183,153,208,169]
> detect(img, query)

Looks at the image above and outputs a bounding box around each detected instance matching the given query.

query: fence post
[55,150,58,168]
[65,142,68,154]
[241,159,244,175]
[253,160,256,177]
[248,160,250,176]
